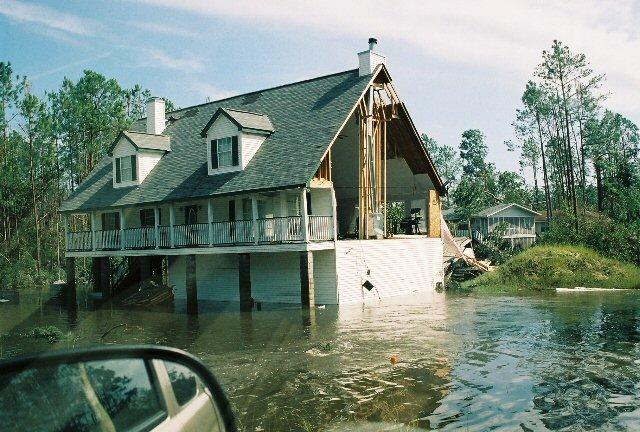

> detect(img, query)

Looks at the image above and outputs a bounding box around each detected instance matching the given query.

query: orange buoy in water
[389,355,399,365]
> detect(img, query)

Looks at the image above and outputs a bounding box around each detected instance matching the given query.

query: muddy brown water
[1,288,640,431]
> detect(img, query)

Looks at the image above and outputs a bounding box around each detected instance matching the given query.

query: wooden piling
[185,254,198,315]
[238,253,252,311]
[65,257,76,306]
[300,251,315,308]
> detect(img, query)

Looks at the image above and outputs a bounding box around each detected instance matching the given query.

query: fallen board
[556,287,632,292]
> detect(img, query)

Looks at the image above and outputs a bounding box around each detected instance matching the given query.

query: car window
[86,359,167,431]
[164,361,200,406]
[0,359,167,432]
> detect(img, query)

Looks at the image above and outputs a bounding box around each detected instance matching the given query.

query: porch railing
[96,229,121,250]
[308,215,333,241]
[257,216,303,243]
[66,216,334,252]
[66,230,92,251]
[174,223,209,247]
[123,227,155,249]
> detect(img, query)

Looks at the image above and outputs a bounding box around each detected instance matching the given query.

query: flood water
[1,288,640,431]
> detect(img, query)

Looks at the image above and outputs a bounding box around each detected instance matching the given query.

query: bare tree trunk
[29,136,42,271]
[536,113,552,221]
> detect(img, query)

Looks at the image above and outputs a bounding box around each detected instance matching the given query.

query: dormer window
[115,155,137,184]
[211,136,238,169]
[201,107,274,176]
[108,130,170,188]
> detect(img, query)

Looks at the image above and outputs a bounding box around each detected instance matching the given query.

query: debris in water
[389,355,400,365]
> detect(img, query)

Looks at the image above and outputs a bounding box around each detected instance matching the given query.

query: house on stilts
[59,39,446,310]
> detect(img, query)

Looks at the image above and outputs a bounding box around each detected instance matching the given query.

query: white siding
[313,250,338,304]
[336,237,444,304]
[112,138,163,188]
[169,252,303,304]
[167,240,441,307]
[240,132,265,169]
[169,254,239,301]
[251,252,301,303]
[138,151,162,183]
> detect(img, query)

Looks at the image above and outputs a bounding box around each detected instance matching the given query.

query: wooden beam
[185,254,198,314]
[300,251,315,308]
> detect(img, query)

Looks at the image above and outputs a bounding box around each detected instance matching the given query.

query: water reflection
[1,289,640,430]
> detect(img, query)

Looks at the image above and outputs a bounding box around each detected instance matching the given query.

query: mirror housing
[0,345,237,432]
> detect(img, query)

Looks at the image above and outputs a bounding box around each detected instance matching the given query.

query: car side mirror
[0,345,237,432]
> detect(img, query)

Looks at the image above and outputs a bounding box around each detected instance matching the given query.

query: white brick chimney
[146,98,165,135]
[358,37,386,77]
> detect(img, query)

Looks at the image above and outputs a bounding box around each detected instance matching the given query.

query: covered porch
[64,187,336,253]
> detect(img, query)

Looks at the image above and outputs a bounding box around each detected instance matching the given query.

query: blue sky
[1,0,639,179]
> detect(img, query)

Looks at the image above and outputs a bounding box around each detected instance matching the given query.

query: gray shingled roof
[473,203,540,217]
[60,69,371,213]
[222,108,274,133]
[122,131,171,152]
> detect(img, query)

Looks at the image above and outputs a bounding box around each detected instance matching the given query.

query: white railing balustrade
[66,230,92,251]
[174,223,210,247]
[66,215,335,251]
[124,227,155,249]
[308,215,333,241]
[257,216,303,243]
[96,229,121,250]
[158,226,171,248]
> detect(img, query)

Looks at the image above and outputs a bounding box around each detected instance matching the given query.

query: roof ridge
[137,68,359,121]
[124,130,168,138]
[223,107,266,116]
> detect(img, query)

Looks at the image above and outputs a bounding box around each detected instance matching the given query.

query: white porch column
[154,207,160,249]
[330,187,338,241]
[279,191,288,217]
[207,199,214,246]
[251,195,259,244]
[169,203,175,248]
[301,188,309,242]
[119,208,125,250]
[90,211,97,251]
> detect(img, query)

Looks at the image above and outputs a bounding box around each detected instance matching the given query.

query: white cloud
[131,0,640,118]
[130,21,199,38]
[137,48,204,71]
[31,52,112,80]
[0,0,95,35]
[191,82,234,102]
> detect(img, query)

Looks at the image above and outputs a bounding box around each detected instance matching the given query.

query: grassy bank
[465,245,640,293]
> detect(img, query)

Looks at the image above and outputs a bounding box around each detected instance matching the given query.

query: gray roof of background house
[473,203,540,218]
[118,131,171,153]
[60,69,371,212]
[441,206,463,221]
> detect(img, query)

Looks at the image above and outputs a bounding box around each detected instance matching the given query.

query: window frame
[114,155,138,184]
[209,135,239,172]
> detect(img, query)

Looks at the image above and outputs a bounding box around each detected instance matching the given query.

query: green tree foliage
[0,62,174,288]
[511,40,638,231]
[420,133,460,184]
[459,129,487,178]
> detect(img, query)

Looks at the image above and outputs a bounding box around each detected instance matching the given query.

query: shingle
[123,131,171,152]
[223,108,274,133]
[60,69,370,212]
[473,203,539,217]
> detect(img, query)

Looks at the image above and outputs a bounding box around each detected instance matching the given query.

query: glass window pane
[86,359,166,431]
[218,137,231,152]
[119,157,132,182]
[218,152,232,167]
[163,361,200,406]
